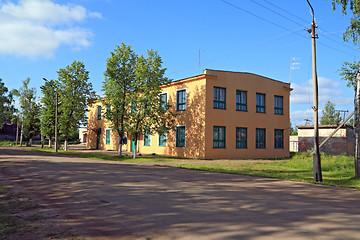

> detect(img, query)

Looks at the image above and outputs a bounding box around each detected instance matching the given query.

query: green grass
[0,185,40,239]
[175,153,360,188]
[0,141,16,146]
[57,150,360,188]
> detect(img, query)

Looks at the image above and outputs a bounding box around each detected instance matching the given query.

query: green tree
[128,50,175,158]
[15,78,40,146]
[290,122,298,136]
[320,101,341,125]
[22,101,41,146]
[330,0,360,45]
[102,43,137,157]
[0,78,15,129]
[40,79,58,148]
[338,60,358,90]
[329,0,360,176]
[57,61,96,151]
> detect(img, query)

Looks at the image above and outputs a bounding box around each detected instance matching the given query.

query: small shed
[297,125,354,156]
[78,127,87,143]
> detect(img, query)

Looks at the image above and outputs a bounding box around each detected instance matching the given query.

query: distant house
[0,120,18,141]
[289,135,298,152]
[87,69,291,159]
[78,127,87,143]
[297,125,354,156]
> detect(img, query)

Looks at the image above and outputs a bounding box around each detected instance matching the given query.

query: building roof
[169,69,290,86]
[297,125,353,129]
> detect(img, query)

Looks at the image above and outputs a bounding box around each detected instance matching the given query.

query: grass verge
[0,184,40,239]
[174,153,360,188]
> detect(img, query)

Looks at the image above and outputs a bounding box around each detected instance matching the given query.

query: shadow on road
[1,147,360,239]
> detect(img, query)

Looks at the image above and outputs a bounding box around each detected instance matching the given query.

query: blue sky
[0,0,358,126]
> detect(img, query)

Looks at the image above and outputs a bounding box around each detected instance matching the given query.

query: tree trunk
[118,134,123,157]
[64,136,68,151]
[15,118,19,145]
[49,138,52,148]
[354,67,360,177]
[41,135,44,148]
[19,122,23,146]
[133,134,138,159]
[29,138,32,147]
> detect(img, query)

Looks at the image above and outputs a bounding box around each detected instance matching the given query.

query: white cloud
[291,77,352,106]
[0,0,101,58]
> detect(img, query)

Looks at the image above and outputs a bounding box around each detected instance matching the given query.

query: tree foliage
[128,50,175,158]
[102,43,136,156]
[0,78,15,128]
[40,79,58,146]
[339,59,359,91]
[331,0,360,44]
[320,100,341,125]
[57,60,96,150]
[102,43,176,157]
[15,78,40,144]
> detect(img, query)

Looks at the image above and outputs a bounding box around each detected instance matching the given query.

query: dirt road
[1,147,360,240]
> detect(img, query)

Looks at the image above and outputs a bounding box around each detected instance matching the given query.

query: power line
[261,0,308,25]
[249,0,305,28]
[222,0,359,58]
[254,0,358,55]
[221,0,307,40]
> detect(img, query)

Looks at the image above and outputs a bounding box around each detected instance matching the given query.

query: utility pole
[307,0,322,182]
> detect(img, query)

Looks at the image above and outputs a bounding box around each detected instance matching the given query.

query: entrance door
[96,132,101,149]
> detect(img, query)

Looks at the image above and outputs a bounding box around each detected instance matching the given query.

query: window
[143,130,151,146]
[236,90,247,111]
[160,93,167,110]
[274,129,284,149]
[158,127,167,147]
[214,87,226,109]
[274,96,283,115]
[256,93,265,113]
[236,127,247,149]
[105,129,111,145]
[256,128,266,149]
[213,126,226,148]
[97,105,102,120]
[176,89,186,111]
[175,126,186,147]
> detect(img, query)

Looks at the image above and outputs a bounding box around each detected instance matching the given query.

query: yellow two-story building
[87,69,291,159]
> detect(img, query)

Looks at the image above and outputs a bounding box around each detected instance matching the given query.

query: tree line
[0,60,96,149]
[0,43,175,158]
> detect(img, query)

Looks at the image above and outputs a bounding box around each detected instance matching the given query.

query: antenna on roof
[290,57,300,85]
